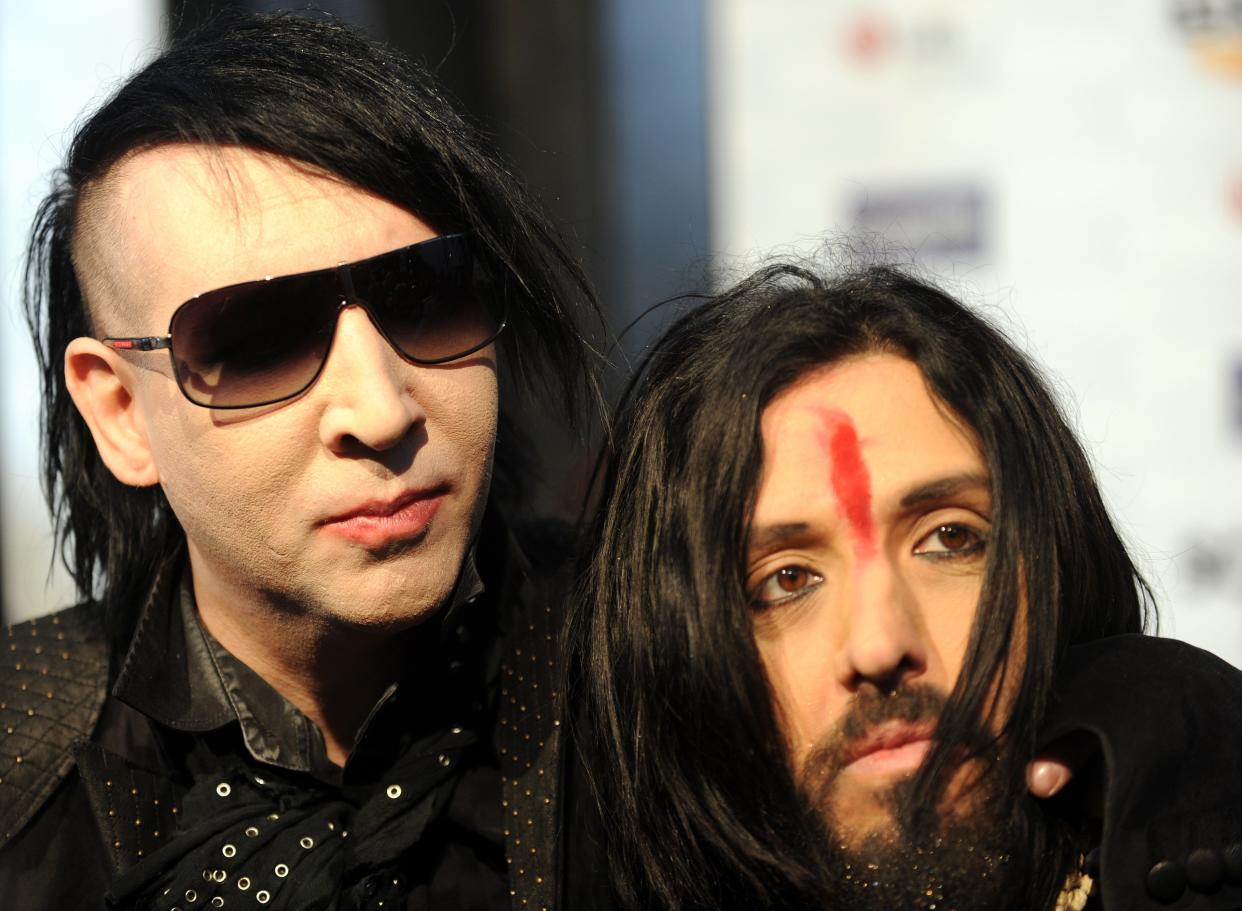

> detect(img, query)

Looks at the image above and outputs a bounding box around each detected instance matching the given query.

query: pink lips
[319,489,445,548]
[841,722,934,777]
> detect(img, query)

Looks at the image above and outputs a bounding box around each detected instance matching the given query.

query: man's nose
[315,305,424,452]
[832,560,929,694]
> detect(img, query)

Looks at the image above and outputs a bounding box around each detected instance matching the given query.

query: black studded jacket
[0,514,568,911]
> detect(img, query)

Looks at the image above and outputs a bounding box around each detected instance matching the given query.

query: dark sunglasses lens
[170,274,338,408]
[353,236,503,364]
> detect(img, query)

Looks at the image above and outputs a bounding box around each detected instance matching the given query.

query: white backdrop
[707,0,1242,665]
[0,1,161,622]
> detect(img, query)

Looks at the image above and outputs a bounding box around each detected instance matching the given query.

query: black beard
[813,785,1025,911]
[798,684,1029,911]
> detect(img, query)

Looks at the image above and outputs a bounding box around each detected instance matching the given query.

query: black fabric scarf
[80,721,477,910]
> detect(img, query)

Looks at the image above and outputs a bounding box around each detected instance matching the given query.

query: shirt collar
[111,551,233,732]
[113,527,506,782]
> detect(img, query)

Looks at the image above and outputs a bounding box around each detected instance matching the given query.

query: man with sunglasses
[2,12,595,910]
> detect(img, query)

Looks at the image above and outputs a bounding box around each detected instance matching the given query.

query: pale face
[72,145,498,631]
[747,353,991,843]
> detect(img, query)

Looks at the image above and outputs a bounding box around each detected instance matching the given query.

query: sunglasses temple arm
[102,336,173,351]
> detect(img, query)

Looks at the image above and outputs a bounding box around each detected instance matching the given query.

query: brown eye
[936,525,971,551]
[913,523,987,559]
[751,565,824,608]
[776,567,808,592]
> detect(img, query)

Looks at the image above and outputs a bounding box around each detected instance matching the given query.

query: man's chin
[265,560,458,634]
[812,775,1024,911]
[818,779,909,852]
[300,532,470,624]
[820,826,1020,911]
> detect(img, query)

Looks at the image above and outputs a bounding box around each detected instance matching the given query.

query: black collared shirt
[117,562,487,784]
[50,530,516,910]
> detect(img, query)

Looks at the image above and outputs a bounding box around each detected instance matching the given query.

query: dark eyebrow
[898,473,991,510]
[747,522,812,553]
[747,476,990,554]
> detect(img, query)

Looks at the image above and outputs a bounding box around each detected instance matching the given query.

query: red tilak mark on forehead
[810,407,876,560]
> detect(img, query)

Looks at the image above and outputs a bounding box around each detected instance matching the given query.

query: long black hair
[570,262,1153,909]
[24,10,603,661]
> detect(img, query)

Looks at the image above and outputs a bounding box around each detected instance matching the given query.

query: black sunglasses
[102,233,505,409]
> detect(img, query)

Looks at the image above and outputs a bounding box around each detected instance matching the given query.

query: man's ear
[64,337,160,487]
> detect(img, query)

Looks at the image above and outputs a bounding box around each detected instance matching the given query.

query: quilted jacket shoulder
[0,604,109,848]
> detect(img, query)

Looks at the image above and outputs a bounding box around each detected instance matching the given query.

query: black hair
[569,262,1153,910]
[24,10,603,660]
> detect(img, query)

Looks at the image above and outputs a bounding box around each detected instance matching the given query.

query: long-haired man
[2,12,596,909]
[570,262,1242,910]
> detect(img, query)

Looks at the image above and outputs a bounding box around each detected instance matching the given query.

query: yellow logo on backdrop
[1171,1,1242,79]
[1192,35,1242,77]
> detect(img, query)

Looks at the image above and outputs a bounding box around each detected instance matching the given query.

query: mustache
[797,683,948,799]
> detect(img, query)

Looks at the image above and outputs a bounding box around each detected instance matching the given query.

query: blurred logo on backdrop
[1176,361,1242,616]
[851,185,990,261]
[1169,0,1242,78]
[842,7,976,71]
[1234,355,1242,434]
[1183,527,1242,602]
[846,13,894,63]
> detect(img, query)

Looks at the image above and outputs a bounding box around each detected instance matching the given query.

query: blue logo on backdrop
[1233,356,1242,437]
[851,185,989,261]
